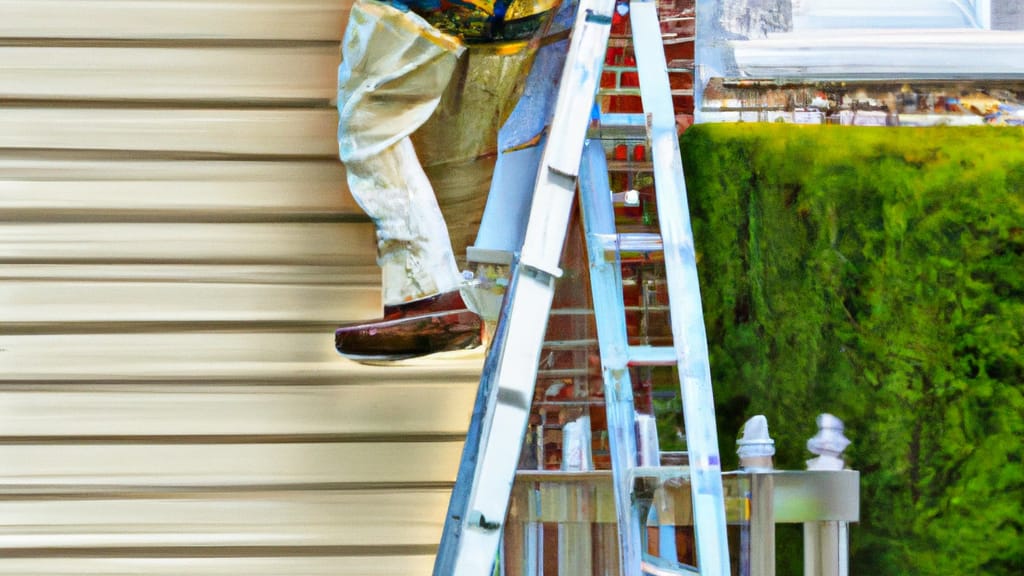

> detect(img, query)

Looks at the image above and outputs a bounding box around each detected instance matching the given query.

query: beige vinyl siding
[0,1,480,574]
[0,1,351,40]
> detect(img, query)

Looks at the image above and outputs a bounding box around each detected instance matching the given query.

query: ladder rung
[606,159,654,172]
[537,368,591,379]
[535,400,608,407]
[623,305,669,313]
[600,87,642,96]
[599,113,647,127]
[549,308,594,316]
[593,232,664,254]
[543,338,599,349]
[628,345,677,366]
[589,113,650,141]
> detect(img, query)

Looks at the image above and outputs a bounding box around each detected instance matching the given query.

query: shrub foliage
[680,124,1024,575]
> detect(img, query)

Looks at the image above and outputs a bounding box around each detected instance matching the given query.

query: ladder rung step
[593,232,664,254]
[606,159,654,172]
[599,87,642,96]
[663,35,695,45]
[549,308,594,316]
[588,121,648,141]
[535,400,608,407]
[628,345,677,366]
[537,368,591,379]
[671,89,694,96]
[591,116,647,141]
[623,305,669,312]
[603,65,640,73]
[543,338,599,349]
[598,112,647,127]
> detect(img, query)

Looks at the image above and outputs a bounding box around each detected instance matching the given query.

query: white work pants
[337,0,465,305]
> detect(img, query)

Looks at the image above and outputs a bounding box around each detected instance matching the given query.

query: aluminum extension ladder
[434,1,730,574]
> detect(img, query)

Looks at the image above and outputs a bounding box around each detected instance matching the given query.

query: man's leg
[345,138,463,305]
[336,0,482,360]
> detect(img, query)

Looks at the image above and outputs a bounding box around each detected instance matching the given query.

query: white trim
[731,28,1024,79]
[792,0,978,30]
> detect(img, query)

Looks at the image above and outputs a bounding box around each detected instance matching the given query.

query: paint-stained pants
[337,0,465,305]
[338,0,544,307]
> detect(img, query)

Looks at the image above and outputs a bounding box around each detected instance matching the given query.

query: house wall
[0,1,481,574]
[993,0,1024,30]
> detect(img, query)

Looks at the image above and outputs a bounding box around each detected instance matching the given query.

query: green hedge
[680,124,1024,575]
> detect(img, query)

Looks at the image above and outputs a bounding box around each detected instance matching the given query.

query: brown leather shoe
[336,291,483,361]
[382,290,469,320]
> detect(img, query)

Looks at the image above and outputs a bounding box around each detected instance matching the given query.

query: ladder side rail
[433,255,519,576]
[579,140,644,576]
[447,266,556,576]
[434,0,617,572]
[517,0,617,278]
[630,1,732,574]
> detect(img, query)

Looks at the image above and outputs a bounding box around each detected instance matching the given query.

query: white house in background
[695,0,1024,117]
[790,0,1024,32]
[791,0,987,30]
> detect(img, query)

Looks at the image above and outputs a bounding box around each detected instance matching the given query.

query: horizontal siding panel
[0,109,338,157]
[0,0,350,41]
[0,47,338,103]
[0,332,484,381]
[0,556,434,576]
[0,490,448,548]
[0,159,358,217]
[2,281,377,323]
[0,264,378,286]
[0,442,461,488]
[0,223,375,264]
[0,384,475,437]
